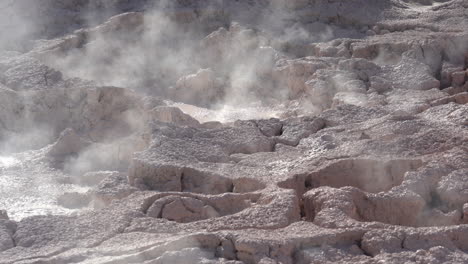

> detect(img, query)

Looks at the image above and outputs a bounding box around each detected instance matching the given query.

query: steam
[0,0,141,52]
[0,0,36,51]
[62,135,145,176]
[0,126,54,154]
[43,7,204,96]
[36,1,339,120]
[0,156,19,168]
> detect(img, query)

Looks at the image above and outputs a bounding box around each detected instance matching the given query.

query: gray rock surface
[0,0,467,263]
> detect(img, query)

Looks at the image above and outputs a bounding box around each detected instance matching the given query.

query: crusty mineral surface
[0,0,467,263]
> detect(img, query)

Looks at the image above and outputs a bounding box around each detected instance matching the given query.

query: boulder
[173,69,223,106]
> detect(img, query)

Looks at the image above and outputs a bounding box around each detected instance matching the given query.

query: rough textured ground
[0,0,467,263]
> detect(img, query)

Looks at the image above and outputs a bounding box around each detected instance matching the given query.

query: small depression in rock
[305,158,423,193]
[145,193,260,223]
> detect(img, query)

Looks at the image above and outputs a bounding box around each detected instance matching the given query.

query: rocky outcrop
[172,69,224,107]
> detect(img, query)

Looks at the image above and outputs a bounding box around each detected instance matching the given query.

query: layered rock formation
[0,0,467,263]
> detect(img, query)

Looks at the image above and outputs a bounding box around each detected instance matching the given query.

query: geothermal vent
[0,0,467,263]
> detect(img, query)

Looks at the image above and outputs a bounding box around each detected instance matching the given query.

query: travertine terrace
[0,0,467,263]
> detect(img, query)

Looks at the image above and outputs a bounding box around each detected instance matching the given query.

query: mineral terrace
[0,0,467,263]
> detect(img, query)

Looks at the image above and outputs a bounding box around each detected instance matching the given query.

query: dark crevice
[420,45,426,61]
[356,237,373,257]
[428,190,457,213]
[429,190,444,209]
[228,182,234,193]
[299,199,306,219]
[304,178,313,189]
[180,172,186,192]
